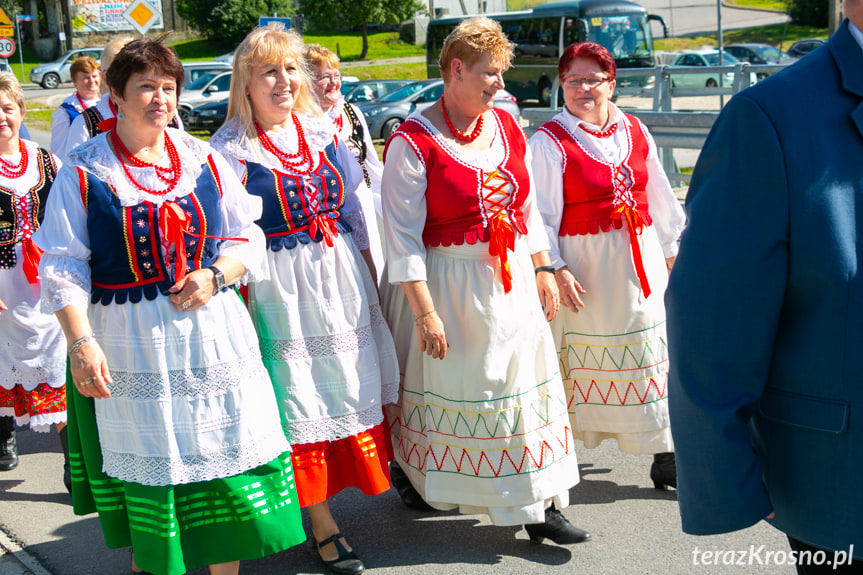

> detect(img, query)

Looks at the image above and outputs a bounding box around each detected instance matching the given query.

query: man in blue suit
[665,3,863,572]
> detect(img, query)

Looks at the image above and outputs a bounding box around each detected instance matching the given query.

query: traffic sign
[122,0,162,36]
[0,9,13,37]
[0,37,14,58]
[259,17,291,29]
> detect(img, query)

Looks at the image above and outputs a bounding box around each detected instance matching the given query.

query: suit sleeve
[665,94,788,535]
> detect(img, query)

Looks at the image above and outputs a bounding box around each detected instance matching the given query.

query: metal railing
[523,63,789,184]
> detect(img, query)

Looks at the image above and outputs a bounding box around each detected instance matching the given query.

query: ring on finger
[79,377,93,386]
[182,300,191,310]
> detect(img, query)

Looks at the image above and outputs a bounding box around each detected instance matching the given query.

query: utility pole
[828,0,843,35]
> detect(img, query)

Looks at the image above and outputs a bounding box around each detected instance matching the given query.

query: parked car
[214,50,234,64]
[725,43,795,79]
[786,38,826,59]
[340,79,414,104]
[358,79,521,141]
[180,61,232,87]
[186,99,229,133]
[178,71,231,121]
[670,50,757,88]
[29,47,104,89]
[0,58,10,73]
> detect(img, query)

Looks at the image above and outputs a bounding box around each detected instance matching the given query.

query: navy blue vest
[244,142,352,251]
[81,156,224,305]
[60,102,82,122]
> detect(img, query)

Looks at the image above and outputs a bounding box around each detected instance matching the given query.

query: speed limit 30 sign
[0,38,14,58]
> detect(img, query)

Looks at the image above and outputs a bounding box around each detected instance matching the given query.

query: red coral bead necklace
[580,123,618,138]
[440,95,483,143]
[0,139,29,179]
[255,113,314,175]
[110,129,182,196]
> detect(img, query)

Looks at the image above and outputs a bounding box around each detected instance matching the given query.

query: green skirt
[66,378,306,575]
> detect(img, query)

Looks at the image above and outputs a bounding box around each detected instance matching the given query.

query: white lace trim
[0,409,66,432]
[260,324,373,361]
[38,254,91,313]
[65,129,211,200]
[0,368,66,390]
[286,402,384,444]
[108,348,267,400]
[211,115,337,170]
[102,431,289,486]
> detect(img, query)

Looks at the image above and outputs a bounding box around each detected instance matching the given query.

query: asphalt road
[642,0,789,37]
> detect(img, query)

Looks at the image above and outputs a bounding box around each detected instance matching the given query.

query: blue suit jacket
[666,20,863,558]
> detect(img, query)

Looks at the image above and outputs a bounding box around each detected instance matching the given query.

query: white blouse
[33,128,268,313]
[50,93,100,161]
[381,110,550,284]
[528,103,686,269]
[327,98,384,218]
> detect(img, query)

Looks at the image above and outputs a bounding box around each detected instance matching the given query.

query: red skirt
[0,383,66,422]
[290,421,393,508]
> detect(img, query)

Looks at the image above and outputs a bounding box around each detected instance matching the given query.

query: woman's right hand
[69,340,113,399]
[0,298,6,316]
[415,310,448,360]
[556,267,586,313]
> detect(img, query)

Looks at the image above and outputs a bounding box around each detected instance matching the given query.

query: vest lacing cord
[159,201,248,283]
[610,166,651,298]
[483,169,516,293]
[303,179,339,248]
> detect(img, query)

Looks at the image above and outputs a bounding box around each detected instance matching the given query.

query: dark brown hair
[105,38,184,98]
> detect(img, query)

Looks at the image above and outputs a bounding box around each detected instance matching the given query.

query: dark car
[786,38,826,59]
[725,43,795,79]
[186,99,228,133]
[358,80,521,141]
[340,80,414,104]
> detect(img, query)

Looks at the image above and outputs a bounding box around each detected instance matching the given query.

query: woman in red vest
[528,43,686,489]
[381,16,589,546]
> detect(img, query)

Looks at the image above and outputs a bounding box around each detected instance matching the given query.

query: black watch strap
[207,265,226,294]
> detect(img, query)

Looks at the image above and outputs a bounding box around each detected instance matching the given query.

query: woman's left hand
[536,271,560,321]
[168,268,216,312]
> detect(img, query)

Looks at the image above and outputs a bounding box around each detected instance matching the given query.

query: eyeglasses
[315,74,340,84]
[562,75,610,89]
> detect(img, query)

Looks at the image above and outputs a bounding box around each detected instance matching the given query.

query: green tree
[299,0,424,60]
[177,0,294,47]
[789,0,827,27]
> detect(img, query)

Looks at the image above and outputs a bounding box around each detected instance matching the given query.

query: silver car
[29,47,104,89]
[178,71,231,121]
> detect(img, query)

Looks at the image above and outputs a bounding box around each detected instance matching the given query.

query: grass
[725,0,788,11]
[24,106,52,132]
[340,62,425,81]
[8,45,44,85]
[654,23,827,51]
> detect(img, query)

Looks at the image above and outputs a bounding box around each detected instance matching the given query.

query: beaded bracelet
[534,265,556,275]
[68,333,96,355]
[415,310,435,325]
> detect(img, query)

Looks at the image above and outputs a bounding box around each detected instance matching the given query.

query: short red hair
[558,42,616,82]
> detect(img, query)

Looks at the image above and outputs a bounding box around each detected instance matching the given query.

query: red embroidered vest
[537,114,653,236]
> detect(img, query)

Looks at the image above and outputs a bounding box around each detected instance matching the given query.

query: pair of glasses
[562,76,610,89]
[315,74,340,84]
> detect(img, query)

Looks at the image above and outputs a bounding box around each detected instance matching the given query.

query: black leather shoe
[58,426,72,493]
[524,505,591,545]
[650,452,677,490]
[315,533,364,575]
[390,461,434,511]
[0,417,18,472]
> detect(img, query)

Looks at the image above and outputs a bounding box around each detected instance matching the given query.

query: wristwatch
[207,265,226,295]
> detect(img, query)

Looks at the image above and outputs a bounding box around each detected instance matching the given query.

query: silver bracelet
[68,333,96,355]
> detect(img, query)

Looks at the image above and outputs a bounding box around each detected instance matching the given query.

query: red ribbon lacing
[308,213,338,248]
[97,100,118,133]
[611,202,651,298]
[158,201,248,282]
[483,169,515,293]
[21,238,43,284]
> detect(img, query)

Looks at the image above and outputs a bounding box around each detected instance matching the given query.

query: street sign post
[14,15,34,83]
[0,38,14,58]
[122,0,162,37]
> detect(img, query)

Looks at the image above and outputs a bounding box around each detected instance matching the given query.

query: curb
[719,0,789,15]
[0,529,51,575]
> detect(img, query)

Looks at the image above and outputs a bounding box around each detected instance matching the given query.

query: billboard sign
[71,0,164,34]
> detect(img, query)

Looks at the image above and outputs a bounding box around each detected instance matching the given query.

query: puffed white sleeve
[355,106,384,218]
[640,122,686,258]
[209,151,269,283]
[33,165,92,314]
[528,128,566,269]
[63,114,89,164]
[521,144,551,255]
[50,107,70,160]
[381,135,428,284]
[334,139,371,251]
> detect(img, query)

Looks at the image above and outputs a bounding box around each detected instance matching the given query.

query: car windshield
[751,45,785,60]
[703,52,740,66]
[341,83,359,95]
[187,73,218,90]
[379,82,433,103]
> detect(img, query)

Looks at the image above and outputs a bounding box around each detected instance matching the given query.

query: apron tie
[611,203,651,298]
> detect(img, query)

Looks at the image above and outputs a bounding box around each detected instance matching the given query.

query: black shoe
[58,426,72,493]
[389,461,434,511]
[650,452,677,490]
[0,417,18,471]
[315,533,364,575]
[524,505,591,545]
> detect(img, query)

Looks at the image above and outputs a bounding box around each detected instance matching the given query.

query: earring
[116,109,125,120]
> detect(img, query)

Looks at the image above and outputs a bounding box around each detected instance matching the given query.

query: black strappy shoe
[315,533,365,575]
[650,452,677,490]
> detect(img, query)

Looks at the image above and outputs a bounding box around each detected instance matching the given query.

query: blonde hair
[303,43,340,70]
[439,16,514,82]
[226,22,322,141]
[0,72,25,115]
